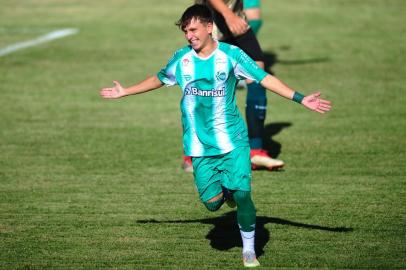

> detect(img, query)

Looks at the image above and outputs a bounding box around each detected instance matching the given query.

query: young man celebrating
[100,4,331,267]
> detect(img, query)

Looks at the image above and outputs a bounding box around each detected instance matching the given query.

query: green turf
[0,0,405,269]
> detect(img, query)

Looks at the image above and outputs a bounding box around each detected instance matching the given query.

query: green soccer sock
[233,190,256,232]
[248,19,263,36]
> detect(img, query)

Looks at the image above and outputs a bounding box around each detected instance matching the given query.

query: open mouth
[189,39,199,46]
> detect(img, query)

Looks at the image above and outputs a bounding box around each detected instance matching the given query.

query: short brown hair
[176,4,213,31]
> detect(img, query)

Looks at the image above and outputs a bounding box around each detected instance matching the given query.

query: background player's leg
[247,63,285,171]
[244,0,262,36]
[246,80,267,150]
[182,155,193,172]
[234,31,285,170]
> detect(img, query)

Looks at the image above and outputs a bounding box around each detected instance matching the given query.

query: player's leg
[192,155,225,211]
[244,0,262,36]
[233,190,260,267]
[182,155,193,172]
[233,30,284,170]
[220,146,260,267]
[204,192,224,212]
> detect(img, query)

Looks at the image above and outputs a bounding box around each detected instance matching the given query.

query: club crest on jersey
[216,71,227,81]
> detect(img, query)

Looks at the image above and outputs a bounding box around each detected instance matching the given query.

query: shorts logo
[216,71,227,81]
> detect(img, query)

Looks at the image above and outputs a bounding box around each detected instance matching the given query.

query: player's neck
[196,38,217,58]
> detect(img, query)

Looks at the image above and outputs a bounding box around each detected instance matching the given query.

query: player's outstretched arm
[100,75,164,99]
[260,74,331,114]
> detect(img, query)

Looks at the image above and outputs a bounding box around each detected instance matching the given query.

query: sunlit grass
[0,0,405,269]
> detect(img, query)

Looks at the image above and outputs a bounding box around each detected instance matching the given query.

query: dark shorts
[221,29,264,62]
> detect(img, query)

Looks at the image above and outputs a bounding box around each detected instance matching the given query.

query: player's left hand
[302,92,332,114]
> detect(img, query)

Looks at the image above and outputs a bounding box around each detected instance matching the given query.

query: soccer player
[182,0,282,173]
[100,4,331,267]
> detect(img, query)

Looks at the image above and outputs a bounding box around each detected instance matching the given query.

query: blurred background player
[183,0,284,172]
[243,0,262,36]
[236,0,262,92]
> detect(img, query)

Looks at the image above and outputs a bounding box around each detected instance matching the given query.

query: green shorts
[192,146,252,202]
[243,0,261,9]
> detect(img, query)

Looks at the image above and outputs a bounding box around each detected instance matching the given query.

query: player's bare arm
[244,8,261,21]
[100,75,164,99]
[208,0,248,36]
[260,74,332,114]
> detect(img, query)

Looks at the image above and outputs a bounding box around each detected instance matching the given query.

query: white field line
[0,28,79,57]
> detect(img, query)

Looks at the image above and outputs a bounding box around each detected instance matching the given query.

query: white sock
[240,229,255,253]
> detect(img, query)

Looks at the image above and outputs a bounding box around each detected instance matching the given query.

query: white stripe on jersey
[212,50,234,152]
[181,51,204,156]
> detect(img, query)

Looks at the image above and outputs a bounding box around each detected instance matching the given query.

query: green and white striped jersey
[157,41,267,157]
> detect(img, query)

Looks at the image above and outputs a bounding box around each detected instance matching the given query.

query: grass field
[1,0,405,269]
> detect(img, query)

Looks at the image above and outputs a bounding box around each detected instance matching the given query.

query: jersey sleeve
[157,51,180,86]
[233,48,268,83]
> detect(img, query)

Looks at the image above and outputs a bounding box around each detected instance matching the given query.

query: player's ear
[206,22,213,34]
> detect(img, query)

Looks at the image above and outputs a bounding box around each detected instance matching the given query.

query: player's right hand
[225,14,249,36]
[100,80,126,99]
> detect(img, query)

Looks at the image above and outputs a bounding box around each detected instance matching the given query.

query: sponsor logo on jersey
[185,87,225,97]
[182,58,190,66]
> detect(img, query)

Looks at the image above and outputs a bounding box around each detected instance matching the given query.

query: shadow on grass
[263,50,329,75]
[137,211,352,257]
[262,122,292,159]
